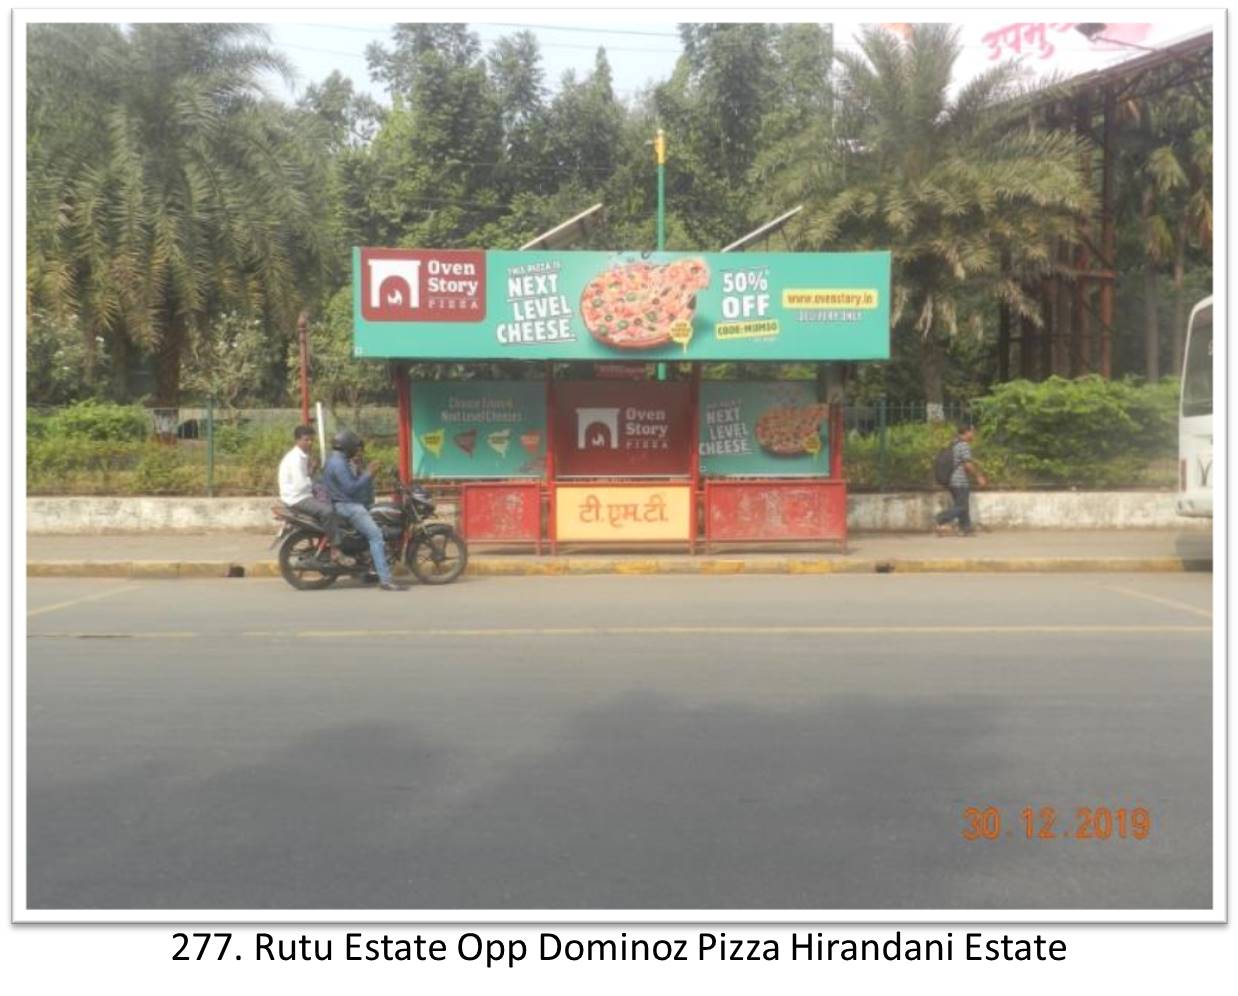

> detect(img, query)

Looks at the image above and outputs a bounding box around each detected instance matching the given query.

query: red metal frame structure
[297,311,311,427]
[545,361,557,553]
[545,370,697,555]
[393,362,412,485]
[402,367,848,555]
[704,478,847,550]
[701,401,847,552]
[398,368,545,551]
[689,365,702,553]
[458,481,543,553]
[1002,29,1212,381]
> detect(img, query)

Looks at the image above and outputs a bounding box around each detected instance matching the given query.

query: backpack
[933,442,957,487]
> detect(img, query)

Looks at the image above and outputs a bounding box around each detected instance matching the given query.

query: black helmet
[332,429,361,457]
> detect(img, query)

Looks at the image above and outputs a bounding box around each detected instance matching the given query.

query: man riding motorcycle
[278,425,349,565]
[322,430,406,592]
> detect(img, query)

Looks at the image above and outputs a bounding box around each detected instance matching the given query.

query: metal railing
[843,400,975,435]
[39,399,1177,497]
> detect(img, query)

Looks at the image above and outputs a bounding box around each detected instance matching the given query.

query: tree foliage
[27,24,328,404]
[976,375,1178,483]
[791,25,1091,408]
[26,20,1212,413]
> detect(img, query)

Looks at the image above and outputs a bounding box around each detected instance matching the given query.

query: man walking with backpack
[934,423,988,536]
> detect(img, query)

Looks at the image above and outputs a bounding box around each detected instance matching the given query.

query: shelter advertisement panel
[411,381,546,478]
[553,381,693,478]
[354,248,891,361]
[699,381,830,477]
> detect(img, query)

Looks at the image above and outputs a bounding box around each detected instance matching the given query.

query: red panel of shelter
[705,480,847,542]
[553,381,693,477]
[459,482,542,544]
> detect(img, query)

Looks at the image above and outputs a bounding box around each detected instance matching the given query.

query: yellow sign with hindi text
[555,485,692,542]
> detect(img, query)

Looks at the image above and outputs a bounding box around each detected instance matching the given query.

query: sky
[265,21,686,105]
[263,17,1214,109]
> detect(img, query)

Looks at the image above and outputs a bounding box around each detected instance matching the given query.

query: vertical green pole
[206,396,215,497]
[655,128,667,382]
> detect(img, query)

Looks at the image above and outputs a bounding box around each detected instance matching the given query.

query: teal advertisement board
[699,381,830,477]
[411,381,546,479]
[354,248,890,362]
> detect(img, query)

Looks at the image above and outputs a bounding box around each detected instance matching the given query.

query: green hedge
[27,378,1180,495]
[974,376,1177,487]
[846,377,1178,490]
[33,401,151,441]
[26,409,404,497]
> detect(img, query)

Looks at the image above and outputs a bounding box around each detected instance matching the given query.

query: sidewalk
[25,528,1213,577]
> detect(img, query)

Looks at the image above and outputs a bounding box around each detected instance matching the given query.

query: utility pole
[655,128,667,382]
[655,127,666,252]
[297,310,311,426]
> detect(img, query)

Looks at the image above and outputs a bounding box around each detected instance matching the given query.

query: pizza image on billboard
[754,403,829,456]
[580,257,710,350]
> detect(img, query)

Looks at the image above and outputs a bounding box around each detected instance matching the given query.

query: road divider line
[27,555,1212,579]
[256,625,1211,637]
[27,631,199,640]
[30,624,1210,640]
[26,584,144,618]
[1099,584,1213,619]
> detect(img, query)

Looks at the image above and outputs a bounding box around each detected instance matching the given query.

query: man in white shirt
[279,424,344,560]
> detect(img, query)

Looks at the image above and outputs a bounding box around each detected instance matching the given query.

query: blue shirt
[322,451,373,504]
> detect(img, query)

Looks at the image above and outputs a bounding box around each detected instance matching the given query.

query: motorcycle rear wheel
[405,529,468,585]
[278,528,339,590]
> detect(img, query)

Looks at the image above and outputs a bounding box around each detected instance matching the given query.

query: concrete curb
[27,557,1212,579]
[30,492,1213,534]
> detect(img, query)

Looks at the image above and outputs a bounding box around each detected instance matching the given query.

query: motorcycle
[273,482,468,590]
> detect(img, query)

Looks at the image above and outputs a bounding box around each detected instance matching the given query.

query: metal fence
[28,404,406,498]
[29,401,977,496]
[843,400,975,436]
[159,405,401,441]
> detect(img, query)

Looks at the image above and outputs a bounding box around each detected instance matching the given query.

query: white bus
[1177,295,1212,517]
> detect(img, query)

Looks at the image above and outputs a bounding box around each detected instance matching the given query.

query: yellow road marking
[26,584,143,618]
[249,625,1210,638]
[31,624,1209,640]
[27,632,198,640]
[1100,584,1213,620]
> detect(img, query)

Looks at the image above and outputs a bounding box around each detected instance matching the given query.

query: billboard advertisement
[699,381,831,477]
[552,381,693,478]
[411,381,546,479]
[353,248,890,362]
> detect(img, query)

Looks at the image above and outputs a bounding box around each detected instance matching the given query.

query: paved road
[25,526,1215,564]
[24,573,1213,911]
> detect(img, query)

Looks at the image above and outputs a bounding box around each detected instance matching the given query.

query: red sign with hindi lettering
[553,381,693,477]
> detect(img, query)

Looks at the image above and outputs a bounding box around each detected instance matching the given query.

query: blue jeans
[936,486,972,532]
[335,501,392,583]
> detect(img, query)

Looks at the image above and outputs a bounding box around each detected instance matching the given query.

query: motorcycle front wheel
[278,528,339,590]
[405,529,468,585]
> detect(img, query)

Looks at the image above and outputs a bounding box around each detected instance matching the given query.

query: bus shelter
[353,247,891,553]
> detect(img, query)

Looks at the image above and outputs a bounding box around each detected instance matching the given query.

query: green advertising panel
[699,381,830,477]
[411,381,546,479]
[354,248,890,361]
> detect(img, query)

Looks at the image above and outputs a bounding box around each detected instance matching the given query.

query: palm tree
[1130,84,1212,378]
[27,24,326,404]
[796,24,1091,410]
